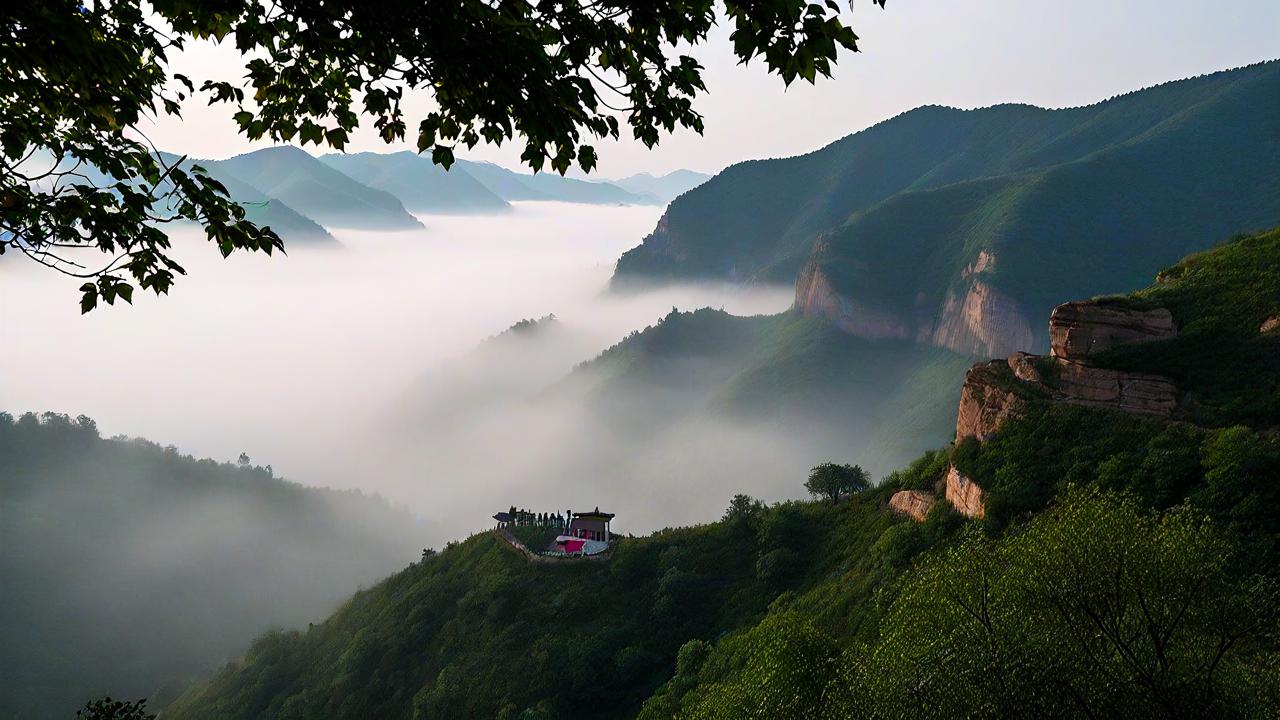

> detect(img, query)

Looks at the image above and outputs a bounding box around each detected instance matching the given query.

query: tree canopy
[804,462,870,504]
[1,0,884,311]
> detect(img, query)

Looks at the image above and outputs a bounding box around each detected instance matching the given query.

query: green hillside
[562,308,970,476]
[209,146,423,230]
[318,152,510,214]
[0,414,423,720]
[613,61,1280,295]
[167,228,1280,720]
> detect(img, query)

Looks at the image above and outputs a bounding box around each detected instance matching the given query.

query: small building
[568,507,615,542]
[555,536,587,554]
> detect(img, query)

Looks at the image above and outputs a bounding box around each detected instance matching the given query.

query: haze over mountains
[7,60,1280,720]
[156,147,675,244]
[614,60,1280,358]
[0,413,422,720]
[609,169,712,203]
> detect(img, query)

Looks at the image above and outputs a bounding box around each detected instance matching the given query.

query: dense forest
[168,227,1280,719]
[0,414,424,720]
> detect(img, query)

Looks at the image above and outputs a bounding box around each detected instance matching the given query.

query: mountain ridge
[614,60,1280,361]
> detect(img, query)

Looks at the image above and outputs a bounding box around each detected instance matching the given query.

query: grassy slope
[1093,227,1280,427]
[165,487,910,720]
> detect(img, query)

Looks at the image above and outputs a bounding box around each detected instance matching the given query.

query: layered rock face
[1050,301,1176,360]
[946,299,1181,519]
[956,301,1180,442]
[794,266,914,340]
[794,248,1035,357]
[888,490,936,522]
[945,466,985,519]
[924,280,1035,358]
[954,360,1030,442]
[1051,359,1177,416]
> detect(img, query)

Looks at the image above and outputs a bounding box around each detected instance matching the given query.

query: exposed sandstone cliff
[794,248,1034,357]
[888,490,936,522]
[793,265,914,340]
[955,299,1181,443]
[1051,358,1177,416]
[1049,301,1176,360]
[924,279,1036,359]
[945,465,985,519]
[954,360,1031,442]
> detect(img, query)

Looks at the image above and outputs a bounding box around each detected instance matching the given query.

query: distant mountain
[318,151,509,214]
[183,160,336,245]
[0,412,423,720]
[208,146,423,230]
[613,61,1280,358]
[456,159,659,205]
[612,169,711,203]
[39,150,336,246]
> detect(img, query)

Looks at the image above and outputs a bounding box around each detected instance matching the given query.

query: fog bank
[2,203,802,545]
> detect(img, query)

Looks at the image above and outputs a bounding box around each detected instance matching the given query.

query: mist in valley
[1,202,869,549]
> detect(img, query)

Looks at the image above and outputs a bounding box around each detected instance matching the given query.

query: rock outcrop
[794,265,914,341]
[955,360,1031,442]
[955,300,1180,443]
[1262,315,1279,334]
[924,279,1036,358]
[945,466,985,519]
[794,248,1035,358]
[1051,358,1177,417]
[1049,301,1176,360]
[888,490,936,522]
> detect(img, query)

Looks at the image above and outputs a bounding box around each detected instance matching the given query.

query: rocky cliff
[794,264,914,341]
[795,247,1035,358]
[1049,301,1177,360]
[955,301,1180,442]
[945,299,1182,517]
[954,359,1033,443]
[922,279,1036,358]
[945,466,985,519]
[888,490,936,522]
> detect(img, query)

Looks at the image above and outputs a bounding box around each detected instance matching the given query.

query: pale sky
[138,1,1280,178]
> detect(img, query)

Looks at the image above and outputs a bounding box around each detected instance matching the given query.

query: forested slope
[0,415,423,720]
[171,229,1280,720]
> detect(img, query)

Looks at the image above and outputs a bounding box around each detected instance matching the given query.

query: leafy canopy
[1,0,883,311]
[804,462,870,504]
[858,489,1280,719]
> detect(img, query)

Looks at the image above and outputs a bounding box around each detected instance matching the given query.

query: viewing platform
[493,506,616,561]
